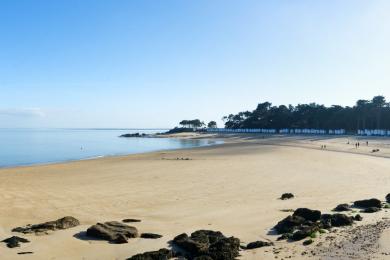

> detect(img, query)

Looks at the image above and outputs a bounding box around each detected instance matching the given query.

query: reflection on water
[0,129,222,167]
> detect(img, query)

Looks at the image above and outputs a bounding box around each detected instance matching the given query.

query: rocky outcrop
[120,133,147,138]
[386,194,390,203]
[2,236,30,248]
[333,204,351,212]
[362,207,381,213]
[280,193,294,200]
[293,208,321,222]
[127,248,175,260]
[172,230,240,260]
[274,215,306,234]
[140,233,163,239]
[274,208,354,241]
[12,216,80,234]
[354,199,382,208]
[245,240,274,249]
[323,214,354,227]
[86,221,138,243]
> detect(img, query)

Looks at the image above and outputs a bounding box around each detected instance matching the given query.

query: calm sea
[0,129,221,168]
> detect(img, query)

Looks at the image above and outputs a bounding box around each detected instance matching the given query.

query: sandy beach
[2,134,390,259]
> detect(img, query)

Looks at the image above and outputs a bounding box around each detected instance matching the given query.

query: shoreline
[0,135,224,170]
[1,134,390,259]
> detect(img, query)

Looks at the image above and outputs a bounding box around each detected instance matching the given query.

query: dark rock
[291,226,318,241]
[173,233,208,255]
[303,239,314,246]
[12,216,80,234]
[2,236,30,248]
[362,207,381,213]
[293,208,321,222]
[172,230,240,260]
[141,233,163,239]
[274,215,306,234]
[354,214,363,221]
[113,234,129,244]
[276,234,290,241]
[207,237,240,260]
[127,248,174,260]
[193,256,214,260]
[354,198,382,208]
[386,194,390,203]
[86,221,138,243]
[333,204,351,212]
[123,219,141,223]
[320,213,354,228]
[246,240,274,249]
[329,214,354,227]
[280,193,294,200]
[320,214,333,229]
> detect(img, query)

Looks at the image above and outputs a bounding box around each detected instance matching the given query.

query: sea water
[0,128,221,168]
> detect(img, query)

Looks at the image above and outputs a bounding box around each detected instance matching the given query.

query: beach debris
[18,252,34,255]
[245,240,274,250]
[280,209,294,212]
[362,207,381,213]
[280,193,294,200]
[140,233,163,239]
[122,219,141,223]
[2,236,30,248]
[293,208,321,222]
[172,230,240,260]
[127,248,175,260]
[12,216,80,234]
[372,149,380,153]
[333,204,351,212]
[353,198,382,208]
[86,221,138,244]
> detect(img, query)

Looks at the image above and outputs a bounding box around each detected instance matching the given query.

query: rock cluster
[127,248,175,260]
[274,208,354,241]
[172,230,240,260]
[12,216,80,234]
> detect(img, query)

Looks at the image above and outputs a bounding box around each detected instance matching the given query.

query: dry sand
[1,134,390,259]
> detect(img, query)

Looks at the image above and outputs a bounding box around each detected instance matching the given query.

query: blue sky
[1,0,389,128]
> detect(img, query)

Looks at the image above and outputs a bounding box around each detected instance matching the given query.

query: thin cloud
[0,108,46,118]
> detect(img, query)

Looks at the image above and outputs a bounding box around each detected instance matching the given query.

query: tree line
[222,96,390,131]
[179,120,217,129]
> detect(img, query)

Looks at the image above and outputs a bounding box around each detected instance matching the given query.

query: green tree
[207,121,217,128]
